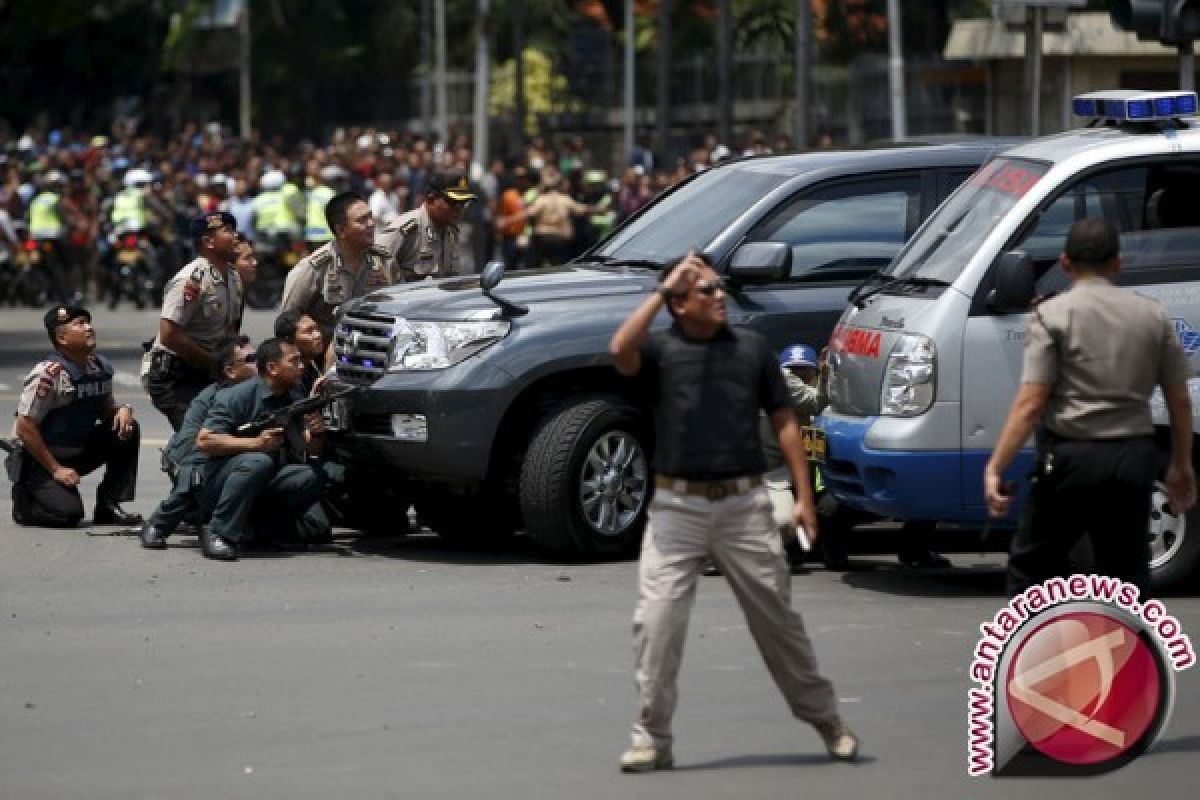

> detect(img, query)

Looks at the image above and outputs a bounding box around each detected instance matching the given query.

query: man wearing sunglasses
[609,253,859,772]
[376,168,474,283]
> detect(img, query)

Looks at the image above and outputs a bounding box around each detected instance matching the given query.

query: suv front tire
[519,396,650,558]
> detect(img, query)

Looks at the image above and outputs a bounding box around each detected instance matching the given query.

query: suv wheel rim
[1148,480,1185,570]
[579,430,647,537]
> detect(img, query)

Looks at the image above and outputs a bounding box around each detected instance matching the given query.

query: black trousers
[1007,436,1158,597]
[532,233,572,267]
[147,365,210,431]
[12,421,140,528]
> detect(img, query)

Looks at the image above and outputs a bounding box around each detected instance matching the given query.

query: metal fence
[409,51,986,165]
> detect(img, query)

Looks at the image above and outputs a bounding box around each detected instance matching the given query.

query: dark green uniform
[195,377,329,545]
[146,381,225,535]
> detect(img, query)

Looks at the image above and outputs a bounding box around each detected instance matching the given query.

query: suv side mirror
[987,250,1035,314]
[480,260,506,291]
[728,242,791,283]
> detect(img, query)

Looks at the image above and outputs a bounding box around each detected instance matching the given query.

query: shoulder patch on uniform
[307,245,335,275]
[41,360,63,377]
[189,265,206,284]
[399,217,418,234]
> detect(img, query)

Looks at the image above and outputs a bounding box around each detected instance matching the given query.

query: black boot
[139,522,170,550]
[94,499,143,526]
[201,528,238,561]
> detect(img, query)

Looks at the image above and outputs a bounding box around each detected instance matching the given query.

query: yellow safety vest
[305,185,335,242]
[110,187,147,231]
[254,190,284,234]
[29,192,63,239]
[279,183,302,234]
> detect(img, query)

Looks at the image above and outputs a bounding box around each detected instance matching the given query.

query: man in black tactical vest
[7,306,143,528]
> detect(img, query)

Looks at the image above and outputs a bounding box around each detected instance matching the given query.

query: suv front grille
[334,310,395,384]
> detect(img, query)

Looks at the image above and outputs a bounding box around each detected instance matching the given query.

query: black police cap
[189,211,237,241]
[427,169,476,202]
[44,305,91,341]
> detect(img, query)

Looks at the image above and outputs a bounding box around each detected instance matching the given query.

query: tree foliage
[0,0,1002,136]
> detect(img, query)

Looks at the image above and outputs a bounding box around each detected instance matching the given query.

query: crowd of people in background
[0,119,803,307]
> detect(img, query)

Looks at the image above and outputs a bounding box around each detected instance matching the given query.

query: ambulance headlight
[880,334,936,417]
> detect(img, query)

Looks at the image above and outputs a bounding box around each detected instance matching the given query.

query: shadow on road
[837,561,1007,599]
[341,529,598,567]
[673,752,878,770]
[1149,735,1200,756]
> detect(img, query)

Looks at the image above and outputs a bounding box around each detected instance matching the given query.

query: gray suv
[328,142,1015,557]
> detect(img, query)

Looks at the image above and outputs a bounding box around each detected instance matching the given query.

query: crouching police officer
[281,191,392,351]
[192,337,331,561]
[140,337,257,549]
[7,306,142,528]
[145,212,244,430]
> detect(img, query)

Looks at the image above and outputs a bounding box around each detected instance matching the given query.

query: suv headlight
[388,319,510,371]
[880,333,936,417]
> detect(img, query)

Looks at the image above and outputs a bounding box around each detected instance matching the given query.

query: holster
[148,349,178,379]
[160,447,180,481]
[3,440,25,484]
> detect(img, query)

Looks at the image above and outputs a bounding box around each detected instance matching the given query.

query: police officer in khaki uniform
[145,212,243,431]
[986,218,1197,596]
[375,169,474,282]
[6,306,142,528]
[280,191,392,350]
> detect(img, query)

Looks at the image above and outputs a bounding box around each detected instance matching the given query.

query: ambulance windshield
[886,157,1048,284]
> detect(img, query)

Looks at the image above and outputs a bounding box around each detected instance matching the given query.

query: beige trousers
[630,485,840,749]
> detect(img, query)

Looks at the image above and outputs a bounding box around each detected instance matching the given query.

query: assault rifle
[236,385,359,437]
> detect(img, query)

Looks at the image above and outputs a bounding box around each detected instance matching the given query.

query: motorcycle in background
[107,225,158,309]
[6,231,51,307]
[246,233,305,310]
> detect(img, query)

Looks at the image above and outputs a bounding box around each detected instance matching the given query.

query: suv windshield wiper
[851,274,952,308]
[582,255,663,269]
[847,270,886,307]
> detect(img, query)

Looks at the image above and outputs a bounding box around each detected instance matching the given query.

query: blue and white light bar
[1073,90,1199,122]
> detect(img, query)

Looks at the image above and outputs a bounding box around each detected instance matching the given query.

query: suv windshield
[592,163,793,265]
[885,157,1049,283]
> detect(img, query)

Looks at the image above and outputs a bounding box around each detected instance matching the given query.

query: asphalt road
[1,307,1198,799]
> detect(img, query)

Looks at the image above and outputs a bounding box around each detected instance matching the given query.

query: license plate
[802,426,826,463]
[117,250,142,264]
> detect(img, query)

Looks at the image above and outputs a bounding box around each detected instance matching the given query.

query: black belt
[151,350,209,380]
[654,474,764,501]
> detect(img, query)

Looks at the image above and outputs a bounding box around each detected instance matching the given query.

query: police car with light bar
[816,90,1200,590]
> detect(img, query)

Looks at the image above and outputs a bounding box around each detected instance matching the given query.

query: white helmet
[319,165,347,183]
[123,168,153,188]
[259,169,286,191]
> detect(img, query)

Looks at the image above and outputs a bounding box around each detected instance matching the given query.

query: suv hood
[349,265,659,320]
